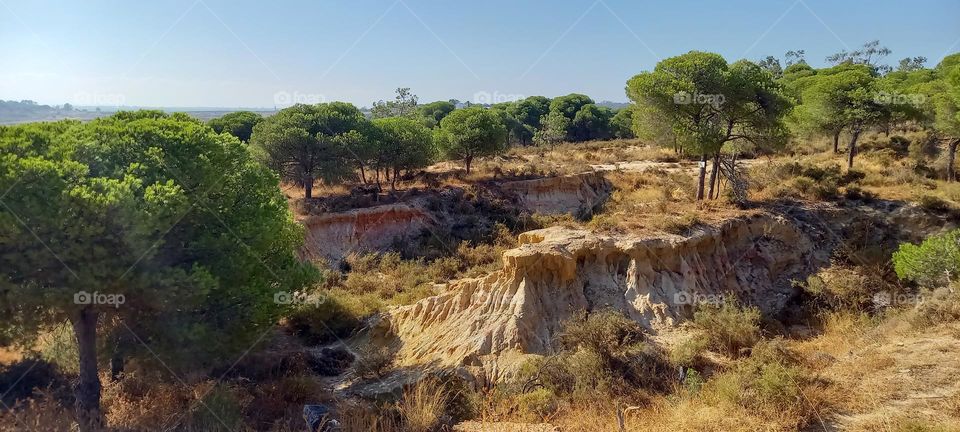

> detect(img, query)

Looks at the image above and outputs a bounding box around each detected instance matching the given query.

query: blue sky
[2,0,958,108]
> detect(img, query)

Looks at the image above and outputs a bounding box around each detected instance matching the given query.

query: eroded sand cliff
[382,213,823,381]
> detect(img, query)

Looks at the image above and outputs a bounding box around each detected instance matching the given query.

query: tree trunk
[391,167,398,191]
[695,154,707,201]
[949,139,959,182]
[832,130,841,153]
[72,308,103,432]
[110,346,124,381]
[358,165,367,184]
[303,174,313,199]
[707,153,721,200]
[847,129,861,170]
[374,167,382,192]
[465,156,473,174]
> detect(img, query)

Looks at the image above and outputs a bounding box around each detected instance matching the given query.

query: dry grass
[397,378,452,432]
[0,390,75,432]
[582,169,754,235]
[0,348,20,365]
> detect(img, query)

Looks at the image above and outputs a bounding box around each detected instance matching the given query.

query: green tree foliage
[371,87,419,119]
[893,229,960,288]
[758,55,783,78]
[434,107,507,173]
[207,111,263,142]
[508,96,551,130]
[417,100,456,128]
[609,107,636,139]
[533,110,571,146]
[570,103,613,141]
[370,117,435,190]
[549,93,595,121]
[491,106,531,146]
[631,103,678,152]
[0,112,314,429]
[798,64,887,168]
[898,56,928,72]
[626,51,791,199]
[876,67,938,134]
[249,102,368,198]
[922,54,960,181]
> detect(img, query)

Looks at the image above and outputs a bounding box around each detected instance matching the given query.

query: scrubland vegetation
[1,39,960,432]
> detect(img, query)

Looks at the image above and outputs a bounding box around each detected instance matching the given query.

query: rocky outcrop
[299,203,430,263]
[500,171,611,218]
[383,213,822,381]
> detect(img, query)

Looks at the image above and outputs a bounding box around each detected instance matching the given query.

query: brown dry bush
[397,378,452,432]
[692,300,761,356]
[0,390,75,432]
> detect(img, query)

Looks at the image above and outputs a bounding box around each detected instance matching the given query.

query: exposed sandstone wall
[383,213,820,381]
[500,171,611,217]
[299,203,429,263]
[298,172,613,262]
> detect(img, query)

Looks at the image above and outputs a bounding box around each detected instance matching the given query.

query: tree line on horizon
[208,89,636,197]
[208,40,959,201]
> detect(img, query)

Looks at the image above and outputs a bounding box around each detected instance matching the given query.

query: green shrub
[802,266,888,310]
[188,384,248,432]
[693,300,761,356]
[515,388,559,420]
[285,289,382,344]
[682,368,705,394]
[893,229,960,288]
[668,335,709,367]
[558,310,646,369]
[39,325,79,375]
[516,310,672,398]
[702,339,803,411]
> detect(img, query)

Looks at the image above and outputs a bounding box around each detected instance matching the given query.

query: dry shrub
[102,374,190,430]
[668,334,709,368]
[547,340,827,432]
[338,402,401,432]
[902,287,960,329]
[513,310,672,403]
[102,375,262,432]
[354,344,395,379]
[246,375,321,428]
[651,213,703,235]
[0,390,75,432]
[398,378,451,432]
[693,300,761,356]
[802,265,890,311]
